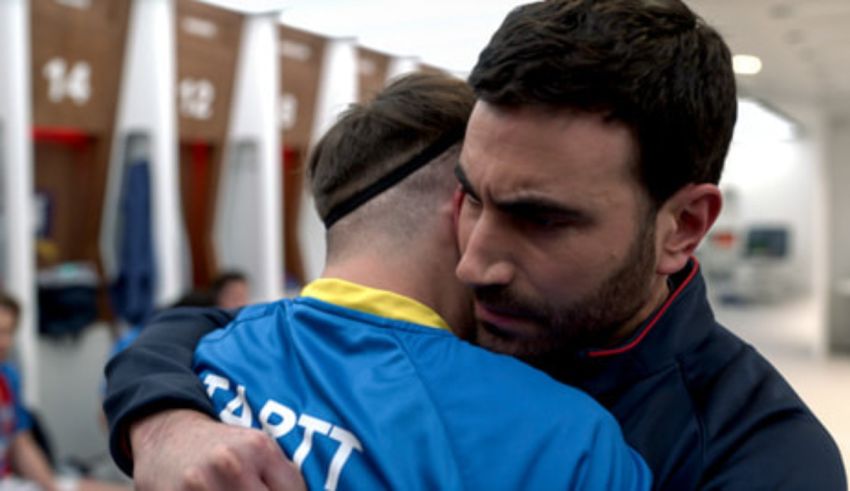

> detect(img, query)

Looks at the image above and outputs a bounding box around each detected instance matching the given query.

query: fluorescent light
[733,54,763,75]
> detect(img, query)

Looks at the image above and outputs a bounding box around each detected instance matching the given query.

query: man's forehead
[456,155,584,209]
[463,103,636,171]
[458,107,642,214]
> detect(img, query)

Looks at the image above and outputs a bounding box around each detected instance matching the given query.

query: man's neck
[321,254,459,328]
[322,259,419,304]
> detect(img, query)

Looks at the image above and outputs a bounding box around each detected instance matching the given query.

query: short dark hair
[210,271,247,298]
[469,0,737,207]
[308,72,475,221]
[170,290,215,309]
[0,292,21,324]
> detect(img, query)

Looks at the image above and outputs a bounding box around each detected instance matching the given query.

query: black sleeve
[699,413,847,491]
[102,306,238,475]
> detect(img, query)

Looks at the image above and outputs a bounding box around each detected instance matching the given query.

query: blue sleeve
[574,413,653,491]
[102,306,238,475]
[2,364,32,432]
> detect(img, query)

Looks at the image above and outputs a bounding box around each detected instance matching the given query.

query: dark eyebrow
[455,163,590,225]
[454,164,481,201]
[496,197,591,225]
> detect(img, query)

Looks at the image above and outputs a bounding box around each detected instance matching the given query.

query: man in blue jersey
[106,73,650,490]
[1,293,132,491]
[0,293,56,490]
[105,0,846,489]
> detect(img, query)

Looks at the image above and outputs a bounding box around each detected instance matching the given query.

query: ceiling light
[733,55,763,75]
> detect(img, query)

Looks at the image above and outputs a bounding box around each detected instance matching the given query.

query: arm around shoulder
[102,307,237,475]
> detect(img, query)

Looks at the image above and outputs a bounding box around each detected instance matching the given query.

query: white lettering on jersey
[259,400,297,438]
[201,372,364,491]
[203,373,230,398]
[326,426,363,491]
[292,414,332,469]
[221,384,253,428]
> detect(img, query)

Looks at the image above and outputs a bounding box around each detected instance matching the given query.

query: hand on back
[130,409,305,491]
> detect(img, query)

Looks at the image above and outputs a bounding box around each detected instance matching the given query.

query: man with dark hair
[105,72,649,490]
[104,1,846,489]
[457,0,736,366]
[453,2,843,489]
[209,271,249,310]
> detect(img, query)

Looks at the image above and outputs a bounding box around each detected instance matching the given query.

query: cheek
[524,240,609,294]
[451,188,464,234]
[456,217,470,253]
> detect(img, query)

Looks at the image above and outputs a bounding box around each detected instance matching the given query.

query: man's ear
[655,183,723,275]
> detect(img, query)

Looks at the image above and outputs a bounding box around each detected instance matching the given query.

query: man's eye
[464,193,482,207]
[523,215,568,229]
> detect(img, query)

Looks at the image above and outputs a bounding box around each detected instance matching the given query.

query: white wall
[37,326,113,464]
[826,116,850,351]
[721,139,813,292]
[386,55,420,81]
[100,0,186,308]
[713,97,830,354]
[0,0,39,406]
[216,14,283,302]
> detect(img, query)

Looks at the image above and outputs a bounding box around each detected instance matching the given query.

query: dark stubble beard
[471,214,658,362]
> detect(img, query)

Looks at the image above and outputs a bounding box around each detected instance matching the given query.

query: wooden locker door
[30,0,132,320]
[180,141,219,287]
[176,0,243,288]
[283,147,306,288]
[31,129,95,266]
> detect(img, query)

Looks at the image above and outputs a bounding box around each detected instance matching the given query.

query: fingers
[180,444,268,491]
[131,415,306,491]
[179,430,300,491]
[260,450,307,491]
[244,429,306,491]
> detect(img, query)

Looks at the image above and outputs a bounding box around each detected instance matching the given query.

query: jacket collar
[301,278,451,331]
[550,258,716,397]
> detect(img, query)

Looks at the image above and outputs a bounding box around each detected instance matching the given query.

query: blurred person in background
[0,292,54,491]
[1,293,129,491]
[209,272,249,310]
[108,289,216,362]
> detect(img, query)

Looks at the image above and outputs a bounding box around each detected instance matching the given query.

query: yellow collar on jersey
[301,278,450,331]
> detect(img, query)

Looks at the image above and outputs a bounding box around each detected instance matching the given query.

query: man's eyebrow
[495,196,591,224]
[454,164,480,201]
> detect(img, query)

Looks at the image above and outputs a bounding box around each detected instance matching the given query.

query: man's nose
[456,216,515,287]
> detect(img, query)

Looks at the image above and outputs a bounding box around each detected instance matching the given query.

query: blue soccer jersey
[193,279,651,490]
[0,363,31,477]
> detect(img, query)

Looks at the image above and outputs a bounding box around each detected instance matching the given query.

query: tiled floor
[714,297,850,475]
